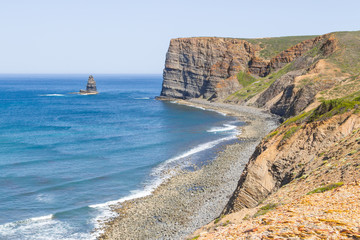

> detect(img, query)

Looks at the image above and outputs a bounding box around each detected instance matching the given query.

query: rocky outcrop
[269,34,329,70]
[160,33,338,106]
[160,38,258,100]
[254,36,340,118]
[223,111,360,214]
[80,75,98,95]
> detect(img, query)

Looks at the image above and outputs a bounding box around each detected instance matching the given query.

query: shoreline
[97,99,279,240]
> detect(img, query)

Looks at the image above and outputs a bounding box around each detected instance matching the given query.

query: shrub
[282,126,301,141]
[253,203,278,218]
[307,182,344,195]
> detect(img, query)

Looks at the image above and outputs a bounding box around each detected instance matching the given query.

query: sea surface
[0,74,241,240]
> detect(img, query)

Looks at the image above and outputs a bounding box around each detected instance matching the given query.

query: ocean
[0,74,241,240]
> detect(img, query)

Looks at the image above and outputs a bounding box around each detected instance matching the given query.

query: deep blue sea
[0,74,241,240]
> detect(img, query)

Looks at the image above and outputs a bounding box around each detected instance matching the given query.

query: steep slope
[193,183,360,239]
[161,31,360,119]
[223,102,360,213]
[160,35,320,100]
[190,100,360,239]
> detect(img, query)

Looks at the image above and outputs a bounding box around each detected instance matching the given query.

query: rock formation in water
[79,75,98,95]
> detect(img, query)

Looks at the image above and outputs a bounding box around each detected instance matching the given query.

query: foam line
[38,94,65,97]
[207,124,237,133]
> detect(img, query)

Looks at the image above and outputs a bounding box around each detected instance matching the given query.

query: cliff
[157,31,360,239]
[223,104,360,213]
[160,37,255,100]
[190,101,360,239]
[160,32,360,119]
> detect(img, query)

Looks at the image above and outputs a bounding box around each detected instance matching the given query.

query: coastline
[97,99,279,240]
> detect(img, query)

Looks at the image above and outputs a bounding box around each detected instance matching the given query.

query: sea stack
[79,75,98,95]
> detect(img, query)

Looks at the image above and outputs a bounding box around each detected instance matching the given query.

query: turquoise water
[0,74,241,239]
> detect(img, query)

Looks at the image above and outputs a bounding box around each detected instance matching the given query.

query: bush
[253,203,278,218]
[282,126,301,141]
[307,182,344,195]
[307,99,360,122]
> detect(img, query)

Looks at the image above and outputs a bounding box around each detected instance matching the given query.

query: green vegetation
[228,77,275,101]
[265,130,278,140]
[267,62,294,80]
[283,112,311,126]
[237,71,257,87]
[191,235,200,240]
[330,31,360,74]
[214,217,221,224]
[245,35,318,59]
[228,63,294,102]
[307,98,360,122]
[282,126,301,141]
[307,182,344,195]
[253,203,278,218]
[283,94,360,126]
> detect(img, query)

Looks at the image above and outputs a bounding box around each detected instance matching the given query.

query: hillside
[160,31,360,119]
[190,100,360,239]
[157,31,360,239]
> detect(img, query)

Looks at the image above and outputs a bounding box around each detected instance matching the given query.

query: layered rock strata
[160,34,335,104]
[160,38,256,100]
[223,112,360,214]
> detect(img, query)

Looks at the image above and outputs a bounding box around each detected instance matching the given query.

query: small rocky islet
[100,31,360,239]
[79,75,98,95]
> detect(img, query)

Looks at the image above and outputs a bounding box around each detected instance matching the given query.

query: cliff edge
[161,32,360,119]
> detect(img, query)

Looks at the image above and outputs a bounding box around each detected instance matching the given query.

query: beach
[98,99,279,240]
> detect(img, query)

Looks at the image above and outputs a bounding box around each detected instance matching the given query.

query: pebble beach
[98,99,279,240]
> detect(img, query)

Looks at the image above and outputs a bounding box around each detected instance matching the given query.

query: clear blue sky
[0,0,359,74]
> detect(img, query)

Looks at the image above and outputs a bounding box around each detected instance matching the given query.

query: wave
[133,97,150,100]
[0,213,92,240]
[89,130,241,209]
[207,124,237,133]
[89,177,164,238]
[156,134,238,169]
[89,128,240,235]
[29,214,53,222]
[38,94,65,97]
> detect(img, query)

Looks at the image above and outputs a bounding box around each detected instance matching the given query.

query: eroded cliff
[160,32,360,119]
[161,37,256,100]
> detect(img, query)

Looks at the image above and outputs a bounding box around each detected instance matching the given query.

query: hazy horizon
[1,0,360,74]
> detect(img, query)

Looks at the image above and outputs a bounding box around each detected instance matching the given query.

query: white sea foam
[134,97,150,100]
[0,214,92,240]
[89,177,165,238]
[38,94,65,97]
[89,128,240,236]
[207,124,237,133]
[187,104,206,110]
[89,108,241,237]
[29,214,53,222]
[36,194,54,203]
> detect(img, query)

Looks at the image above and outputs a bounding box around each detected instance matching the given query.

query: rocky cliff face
[223,110,360,214]
[160,33,340,115]
[160,38,258,100]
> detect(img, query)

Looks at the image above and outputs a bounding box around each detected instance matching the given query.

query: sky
[0,0,359,74]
